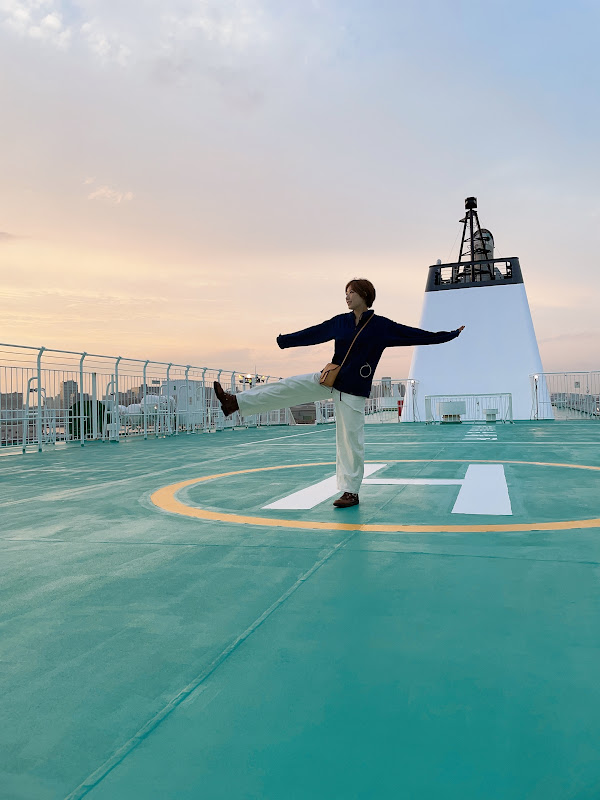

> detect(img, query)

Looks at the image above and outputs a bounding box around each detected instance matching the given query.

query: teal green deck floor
[1,422,600,799]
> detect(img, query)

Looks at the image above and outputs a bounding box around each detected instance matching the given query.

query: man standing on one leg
[214,279,464,508]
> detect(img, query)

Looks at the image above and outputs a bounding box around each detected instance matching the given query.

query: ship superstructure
[407,197,552,421]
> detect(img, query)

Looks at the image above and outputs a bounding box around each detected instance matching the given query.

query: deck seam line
[2,538,600,564]
[62,529,358,800]
[0,537,332,551]
[234,428,334,446]
[1,538,600,564]
[339,548,600,565]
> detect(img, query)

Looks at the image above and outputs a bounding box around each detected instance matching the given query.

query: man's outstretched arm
[277,317,338,349]
[385,320,465,347]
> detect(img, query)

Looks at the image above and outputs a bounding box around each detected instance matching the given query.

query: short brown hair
[345,278,376,308]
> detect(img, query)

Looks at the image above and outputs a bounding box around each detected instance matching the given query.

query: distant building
[0,391,23,409]
[58,380,78,408]
[0,392,24,420]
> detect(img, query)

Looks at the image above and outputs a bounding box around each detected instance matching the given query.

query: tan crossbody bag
[319,314,375,387]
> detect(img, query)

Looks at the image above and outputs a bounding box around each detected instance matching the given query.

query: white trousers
[236,372,366,494]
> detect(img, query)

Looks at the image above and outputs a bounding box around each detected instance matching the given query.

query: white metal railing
[366,378,419,422]
[314,378,420,425]
[1,343,422,452]
[0,343,293,451]
[425,393,513,423]
[531,372,600,420]
[6,340,597,453]
[0,343,421,452]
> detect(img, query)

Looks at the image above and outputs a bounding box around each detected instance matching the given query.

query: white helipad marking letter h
[264,463,512,516]
[451,464,512,515]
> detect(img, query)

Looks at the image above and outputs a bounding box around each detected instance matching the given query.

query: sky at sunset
[1,0,599,379]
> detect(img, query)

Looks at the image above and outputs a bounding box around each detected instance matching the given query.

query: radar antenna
[457,197,494,281]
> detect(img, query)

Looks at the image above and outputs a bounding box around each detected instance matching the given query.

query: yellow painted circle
[150,460,600,533]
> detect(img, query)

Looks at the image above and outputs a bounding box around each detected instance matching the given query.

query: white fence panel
[0,343,288,451]
[425,393,513,423]
[313,379,420,425]
[532,372,600,420]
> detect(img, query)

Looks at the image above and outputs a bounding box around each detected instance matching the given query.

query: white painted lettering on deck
[264,463,512,516]
[450,464,512,515]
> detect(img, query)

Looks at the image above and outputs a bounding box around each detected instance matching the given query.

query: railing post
[23,375,36,454]
[36,347,45,452]
[216,369,222,428]
[166,363,173,435]
[79,352,87,446]
[142,360,149,439]
[91,373,98,440]
[185,365,191,433]
[114,357,122,442]
[201,367,207,431]
[411,380,419,423]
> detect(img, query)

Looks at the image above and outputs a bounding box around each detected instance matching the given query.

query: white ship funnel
[406,198,551,422]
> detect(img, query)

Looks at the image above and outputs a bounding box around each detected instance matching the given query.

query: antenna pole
[459,197,492,281]
[457,216,468,264]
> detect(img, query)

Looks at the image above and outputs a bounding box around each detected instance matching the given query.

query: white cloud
[87,184,133,204]
[1,0,270,66]
[84,176,133,205]
[160,0,268,51]
[1,0,71,48]
[80,18,131,66]
[0,1,135,63]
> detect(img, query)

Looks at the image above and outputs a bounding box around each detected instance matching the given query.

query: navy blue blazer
[277,309,460,397]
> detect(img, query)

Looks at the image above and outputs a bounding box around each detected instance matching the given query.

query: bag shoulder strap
[338,313,375,370]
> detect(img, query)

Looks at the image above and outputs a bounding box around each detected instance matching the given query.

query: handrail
[79,352,87,446]
[0,341,279,380]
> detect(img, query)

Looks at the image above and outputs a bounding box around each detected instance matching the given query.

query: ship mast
[456,196,494,281]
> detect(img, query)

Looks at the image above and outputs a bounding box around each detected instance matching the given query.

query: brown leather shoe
[213,381,239,417]
[333,492,359,508]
